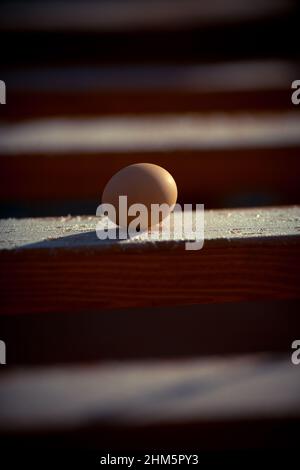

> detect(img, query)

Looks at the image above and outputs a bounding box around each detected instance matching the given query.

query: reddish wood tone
[1,147,300,205]
[1,234,300,315]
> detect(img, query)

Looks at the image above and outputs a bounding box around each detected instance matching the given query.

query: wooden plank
[0,0,291,32]
[3,88,292,120]
[2,61,297,118]
[0,1,296,68]
[1,300,300,365]
[0,207,300,315]
[1,113,300,207]
[0,355,299,450]
[3,113,300,154]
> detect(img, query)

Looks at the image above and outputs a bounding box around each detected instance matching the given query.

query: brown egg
[102,163,178,229]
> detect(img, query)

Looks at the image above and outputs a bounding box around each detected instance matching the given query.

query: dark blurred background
[0,0,300,216]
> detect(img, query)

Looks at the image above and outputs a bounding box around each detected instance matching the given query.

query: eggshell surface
[102,163,178,229]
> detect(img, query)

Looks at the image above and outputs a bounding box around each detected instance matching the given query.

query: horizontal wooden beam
[0,0,291,32]
[2,61,297,118]
[1,114,300,207]
[0,354,299,451]
[0,2,296,68]
[0,207,300,315]
[4,89,292,120]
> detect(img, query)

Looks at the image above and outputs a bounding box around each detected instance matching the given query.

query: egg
[102,163,178,229]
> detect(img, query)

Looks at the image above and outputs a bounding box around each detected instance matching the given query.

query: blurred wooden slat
[3,88,292,119]
[0,0,293,32]
[2,61,298,118]
[0,2,297,67]
[0,207,300,315]
[0,113,300,208]
[1,0,297,79]
[0,355,299,451]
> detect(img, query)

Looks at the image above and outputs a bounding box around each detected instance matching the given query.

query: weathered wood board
[1,113,300,206]
[0,207,299,314]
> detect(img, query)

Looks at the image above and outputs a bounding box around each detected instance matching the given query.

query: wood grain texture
[1,113,300,206]
[0,207,300,315]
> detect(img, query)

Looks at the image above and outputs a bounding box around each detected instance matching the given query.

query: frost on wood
[0,206,299,251]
